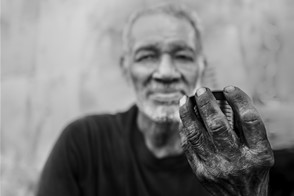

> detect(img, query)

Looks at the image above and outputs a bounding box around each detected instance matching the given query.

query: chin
[137,101,181,123]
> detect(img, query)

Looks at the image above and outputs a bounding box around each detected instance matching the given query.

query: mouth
[149,91,184,104]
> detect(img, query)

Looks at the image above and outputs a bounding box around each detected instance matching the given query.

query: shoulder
[60,105,138,145]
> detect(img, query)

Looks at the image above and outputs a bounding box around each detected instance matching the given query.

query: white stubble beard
[137,100,181,123]
[134,83,199,124]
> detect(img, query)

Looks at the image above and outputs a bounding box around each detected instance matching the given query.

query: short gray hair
[122,3,203,56]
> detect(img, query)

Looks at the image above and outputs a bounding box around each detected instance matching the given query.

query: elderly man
[37,3,274,196]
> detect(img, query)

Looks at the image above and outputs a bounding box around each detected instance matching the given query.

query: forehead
[130,13,197,52]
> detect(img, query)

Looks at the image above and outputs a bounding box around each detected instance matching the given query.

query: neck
[137,111,183,158]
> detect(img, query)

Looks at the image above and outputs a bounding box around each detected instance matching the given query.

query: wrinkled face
[123,13,203,123]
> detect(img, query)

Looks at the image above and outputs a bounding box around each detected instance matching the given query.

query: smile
[149,91,183,104]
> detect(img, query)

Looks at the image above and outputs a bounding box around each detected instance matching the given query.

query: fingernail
[179,95,187,106]
[224,85,235,93]
[196,87,206,97]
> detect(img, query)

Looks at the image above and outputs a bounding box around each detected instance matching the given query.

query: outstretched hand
[179,86,274,196]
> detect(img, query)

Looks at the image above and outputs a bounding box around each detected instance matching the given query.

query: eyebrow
[171,45,195,54]
[134,44,159,55]
[134,42,195,55]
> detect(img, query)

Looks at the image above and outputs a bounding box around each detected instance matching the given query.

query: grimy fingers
[223,86,269,149]
[195,88,238,151]
[179,95,213,159]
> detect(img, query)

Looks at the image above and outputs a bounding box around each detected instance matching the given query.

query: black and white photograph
[1,0,294,196]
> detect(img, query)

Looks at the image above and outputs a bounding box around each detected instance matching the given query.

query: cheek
[181,67,200,86]
[128,65,152,90]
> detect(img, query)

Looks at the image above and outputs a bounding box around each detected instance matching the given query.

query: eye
[135,53,158,63]
[175,54,194,62]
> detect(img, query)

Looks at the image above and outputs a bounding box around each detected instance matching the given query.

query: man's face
[123,13,203,122]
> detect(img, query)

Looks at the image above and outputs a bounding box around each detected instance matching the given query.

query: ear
[120,55,131,83]
[120,56,127,75]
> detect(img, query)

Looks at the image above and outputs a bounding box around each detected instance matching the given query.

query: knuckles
[240,147,274,171]
[261,154,275,168]
[252,148,275,168]
[181,125,204,148]
[189,132,205,148]
[239,108,261,123]
[206,115,230,133]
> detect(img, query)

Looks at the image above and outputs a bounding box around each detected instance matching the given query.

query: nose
[153,54,181,82]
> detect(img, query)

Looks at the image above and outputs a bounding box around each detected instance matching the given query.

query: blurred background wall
[1,0,294,195]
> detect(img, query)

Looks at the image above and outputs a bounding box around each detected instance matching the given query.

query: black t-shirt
[36,105,210,196]
[37,105,294,196]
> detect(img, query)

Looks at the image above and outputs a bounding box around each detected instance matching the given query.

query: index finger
[223,86,270,149]
[195,88,239,151]
[179,95,215,160]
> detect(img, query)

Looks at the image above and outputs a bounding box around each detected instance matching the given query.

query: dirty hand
[179,86,274,196]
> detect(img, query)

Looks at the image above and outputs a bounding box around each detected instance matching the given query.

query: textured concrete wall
[2,0,294,195]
